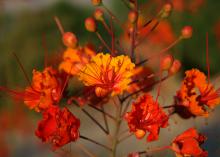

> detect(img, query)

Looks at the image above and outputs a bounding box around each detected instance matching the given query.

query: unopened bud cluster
[160,54,181,75]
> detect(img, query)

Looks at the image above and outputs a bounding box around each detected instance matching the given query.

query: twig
[121,98,132,117]
[88,104,116,121]
[118,133,133,143]
[101,20,111,35]
[96,31,112,52]
[80,135,112,151]
[72,101,109,135]
[121,76,169,102]
[137,145,170,155]
[163,104,175,109]
[101,105,110,134]
[76,143,97,157]
[81,108,109,135]
[102,4,122,28]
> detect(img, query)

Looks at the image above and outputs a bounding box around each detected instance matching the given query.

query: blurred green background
[0,0,220,157]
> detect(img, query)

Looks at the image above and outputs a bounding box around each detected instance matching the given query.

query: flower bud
[128,0,135,9]
[128,10,138,23]
[85,17,97,32]
[94,8,104,21]
[168,59,181,75]
[164,3,172,13]
[91,0,102,6]
[181,26,193,39]
[62,32,78,48]
[135,129,146,139]
[160,3,173,18]
[160,54,174,71]
[127,27,134,38]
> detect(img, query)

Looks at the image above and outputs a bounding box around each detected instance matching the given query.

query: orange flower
[171,128,208,157]
[78,53,135,97]
[175,69,220,118]
[59,45,95,76]
[24,67,63,112]
[125,93,168,142]
[35,106,80,150]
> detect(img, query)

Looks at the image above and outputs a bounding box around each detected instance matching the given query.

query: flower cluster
[1,0,219,156]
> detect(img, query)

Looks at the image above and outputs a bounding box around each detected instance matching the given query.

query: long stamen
[54,16,65,35]
[60,65,73,98]
[135,19,160,48]
[206,32,210,83]
[12,52,34,90]
[136,37,182,66]
[80,69,103,84]
[42,34,48,68]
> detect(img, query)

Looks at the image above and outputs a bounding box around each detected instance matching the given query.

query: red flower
[35,106,80,149]
[171,128,208,157]
[125,93,168,142]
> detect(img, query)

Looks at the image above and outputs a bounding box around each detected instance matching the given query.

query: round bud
[160,54,174,71]
[164,3,172,13]
[91,0,102,6]
[128,0,135,9]
[160,3,173,18]
[85,17,97,32]
[181,26,193,39]
[62,32,78,48]
[135,129,146,139]
[94,8,104,21]
[168,59,182,75]
[128,10,138,23]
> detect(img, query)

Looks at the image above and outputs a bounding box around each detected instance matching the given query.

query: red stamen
[42,33,48,68]
[12,52,34,90]
[206,32,210,83]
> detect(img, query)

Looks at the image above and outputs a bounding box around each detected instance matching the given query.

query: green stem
[111,98,123,157]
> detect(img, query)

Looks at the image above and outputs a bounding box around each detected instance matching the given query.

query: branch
[80,135,112,151]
